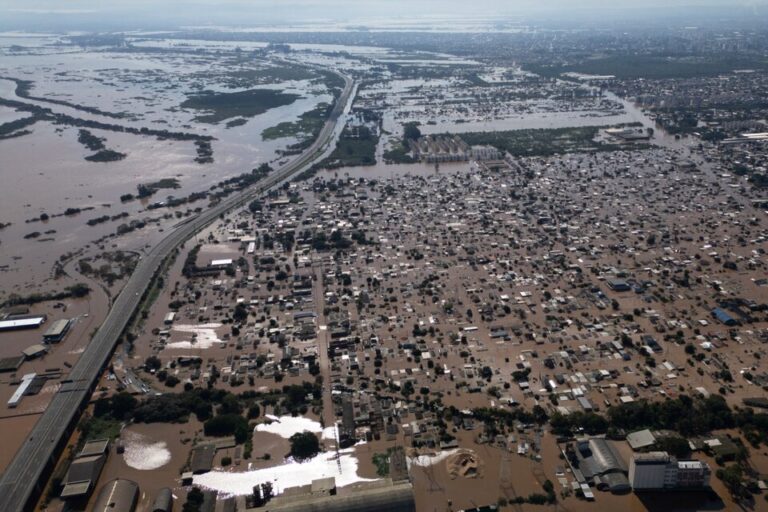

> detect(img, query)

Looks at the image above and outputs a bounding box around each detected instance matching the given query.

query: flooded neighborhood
[0,5,767,512]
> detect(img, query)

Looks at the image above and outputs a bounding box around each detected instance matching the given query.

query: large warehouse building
[258,479,416,512]
[91,479,139,512]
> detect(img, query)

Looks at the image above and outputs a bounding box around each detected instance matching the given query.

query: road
[0,68,355,512]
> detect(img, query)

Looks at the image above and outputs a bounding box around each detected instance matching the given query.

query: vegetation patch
[181,88,301,124]
[317,125,378,169]
[2,283,90,308]
[77,129,126,162]
[526,54,768,80]
[262,103,330,141]
[457,126,650,157]
[383,122,420,164]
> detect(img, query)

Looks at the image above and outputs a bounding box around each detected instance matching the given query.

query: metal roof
[151,487,173,512]
[92,479,139,512]
[263,481,416,512]
[0,317,45,330]
[22,344,47,358]
[60,481,92,498]
[626,429,656,450]
[578,438,627,478]
[43,319,71,338]
[79,439,109,458]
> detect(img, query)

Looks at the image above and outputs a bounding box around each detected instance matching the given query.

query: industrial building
[151,488,173,512]
[629,452,711,490]
[0,315,46,332]
[91,479,139,512]
[22,344,48,360]
[571,438,631,493]
[60,439,110,499]
[190,444,216,474]
[43,318,71,343]
[711,307,738,326]
[60,455,106,499]
[0,355,24,373]
[257,479,416,512]
[7,373,37,408]
[607,279,631,292]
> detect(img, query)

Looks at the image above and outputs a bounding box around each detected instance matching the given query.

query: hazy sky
[2,0,768,30]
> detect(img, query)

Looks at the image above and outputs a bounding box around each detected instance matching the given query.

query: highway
[0,68,355,512]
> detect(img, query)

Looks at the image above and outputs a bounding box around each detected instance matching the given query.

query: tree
[218,393,242,415]
[233,303,248,323]
[403,123,421,141]
[401,381,415,398]
[289,431,320,460]
[183,487,204,512]
[717,464,750,501]
[67,283,91,298]
[145,356,162,371]
[656,436,691,459]
[204,414,250,443]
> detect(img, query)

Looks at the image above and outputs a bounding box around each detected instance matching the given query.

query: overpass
[0,68,355,512]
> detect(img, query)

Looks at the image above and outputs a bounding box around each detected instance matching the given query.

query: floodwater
[0,37,333,293]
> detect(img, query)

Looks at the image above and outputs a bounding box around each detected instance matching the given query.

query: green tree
[110,392,138,419]
[289,431,320,460]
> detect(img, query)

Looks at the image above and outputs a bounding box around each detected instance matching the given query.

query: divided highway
[0,69,355,512]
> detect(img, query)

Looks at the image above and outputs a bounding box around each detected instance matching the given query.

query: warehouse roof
[22,344,48,359]
[0,316,45,330]
[43,318,71,338]
[261,480,416,512]
[577,438,627,479]
[79,439,109,458]
[0,355,25,372]
[191,444,216,474]
[92,479,139,512]
[61,454,105,498]
[626,429,656,450]
[152,487,173,512]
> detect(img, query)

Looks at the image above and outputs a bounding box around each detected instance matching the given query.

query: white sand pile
[255,415,323,439]
[167,323,224,349]
[194,448,373,496]
[407,448,460,470]
[122,431,172,470]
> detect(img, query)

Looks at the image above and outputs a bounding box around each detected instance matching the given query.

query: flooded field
[0,34,336,295]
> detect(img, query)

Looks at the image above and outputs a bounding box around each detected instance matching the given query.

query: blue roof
[712,308,736,324]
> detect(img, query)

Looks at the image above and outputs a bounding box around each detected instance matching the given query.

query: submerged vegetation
[1,283,90,308]
[181,88,301,124]
[458,126,650,156]
[525,54,768,80]
[262,103,330,141]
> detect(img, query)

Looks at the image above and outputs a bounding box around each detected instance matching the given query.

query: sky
[1,0,767,31]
